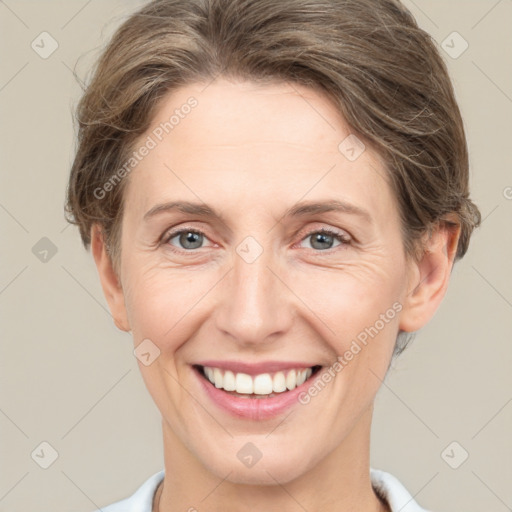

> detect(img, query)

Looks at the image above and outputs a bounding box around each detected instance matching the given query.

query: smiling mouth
[194,364,322,398]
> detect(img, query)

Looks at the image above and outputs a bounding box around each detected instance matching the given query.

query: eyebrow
[284,199,373,224]
[143,199,373,224]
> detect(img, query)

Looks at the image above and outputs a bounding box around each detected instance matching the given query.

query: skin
[91,78,460,512]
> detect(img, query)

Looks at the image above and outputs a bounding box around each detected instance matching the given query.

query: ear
[90,224,131,332]
[399,219,461,333]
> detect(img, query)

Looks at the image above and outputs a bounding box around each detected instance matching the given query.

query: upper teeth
[203,367,314,395]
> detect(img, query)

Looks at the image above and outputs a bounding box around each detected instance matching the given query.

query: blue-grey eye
[311,232,335,250]
[299,228,349,251]
[167,230,205,250]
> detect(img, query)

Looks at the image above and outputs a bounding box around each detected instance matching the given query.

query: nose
[214,238,294,348]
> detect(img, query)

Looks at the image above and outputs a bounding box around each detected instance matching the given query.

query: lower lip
[194,366,319,421]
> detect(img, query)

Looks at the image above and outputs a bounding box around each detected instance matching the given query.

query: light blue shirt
[95,468,431,511]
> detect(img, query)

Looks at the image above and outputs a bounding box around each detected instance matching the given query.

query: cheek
[122,262,216,347]
[290,256,404,340]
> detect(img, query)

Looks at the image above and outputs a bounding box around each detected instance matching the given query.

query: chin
[197,440,316,486]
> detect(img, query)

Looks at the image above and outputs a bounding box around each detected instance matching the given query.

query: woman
[65,0,481,510]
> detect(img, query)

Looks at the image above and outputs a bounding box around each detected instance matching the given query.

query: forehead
[123,78,395,225]
[162,79,342,147]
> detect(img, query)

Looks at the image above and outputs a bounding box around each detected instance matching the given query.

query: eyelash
[161,226,352,255]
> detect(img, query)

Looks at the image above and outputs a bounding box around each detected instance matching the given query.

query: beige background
[1,0,511,510]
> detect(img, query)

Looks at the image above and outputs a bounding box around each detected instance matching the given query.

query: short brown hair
[65,0,481,354]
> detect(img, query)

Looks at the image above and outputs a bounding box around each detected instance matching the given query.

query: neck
[157,405,389,512]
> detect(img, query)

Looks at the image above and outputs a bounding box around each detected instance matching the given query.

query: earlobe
[90,224,131,332]
[399,220,461,333]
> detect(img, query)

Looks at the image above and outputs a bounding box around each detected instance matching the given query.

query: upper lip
[194,360,319,375]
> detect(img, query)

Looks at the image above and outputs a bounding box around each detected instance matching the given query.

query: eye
[298,228,351,251]
[163,228,213,252]
[161,226,351,254]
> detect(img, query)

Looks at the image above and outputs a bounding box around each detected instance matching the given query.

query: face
[96,78,445,485]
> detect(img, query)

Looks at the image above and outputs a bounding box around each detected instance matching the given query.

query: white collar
[100,468,430,512]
